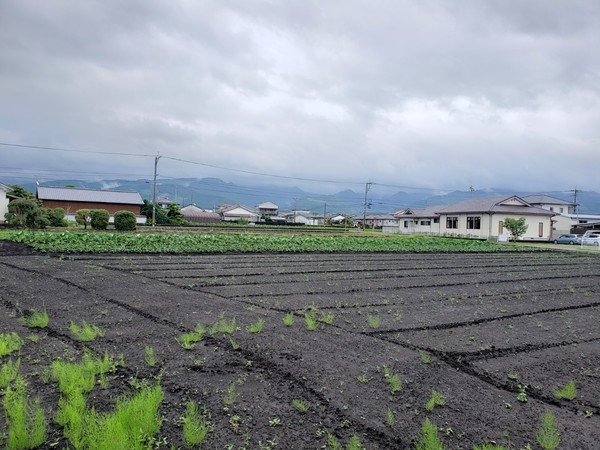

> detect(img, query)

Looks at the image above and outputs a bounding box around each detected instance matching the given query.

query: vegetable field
[0,241,599,449]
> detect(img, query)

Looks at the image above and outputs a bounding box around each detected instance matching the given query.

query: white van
[581,230,600,246]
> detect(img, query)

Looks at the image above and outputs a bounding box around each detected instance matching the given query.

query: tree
[75,209,91,229]
[167,203,184,225]
[114,210,137,231]
[141,199,169,225]
[90,209,110,230]
[5,198,39,226]
[504,217,528,241]
[6,184,34,199]
[46,208,67,227]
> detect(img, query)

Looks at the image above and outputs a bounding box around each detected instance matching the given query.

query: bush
[47,208,67,227]
[75,209,91,229]
[113,211,137,231]
[90,209,110,230]
[5,199,39,226]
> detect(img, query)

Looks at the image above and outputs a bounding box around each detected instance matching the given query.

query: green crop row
[6,231,527,254]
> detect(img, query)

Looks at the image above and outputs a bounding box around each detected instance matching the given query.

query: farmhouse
[395,196,556,241]
[219,204,259,222]
[36,186,145,223]
[257,201,279,217]
[0,183,12,224]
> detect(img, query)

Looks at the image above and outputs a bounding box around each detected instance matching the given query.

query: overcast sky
[1,0,599,195]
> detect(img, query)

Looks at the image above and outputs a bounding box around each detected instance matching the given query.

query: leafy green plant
[182,400,212,447]
[177,324,206,349]
[19,309,49,329]
[536,410,560,450]
[419,350,431,364]
[247,319,264,334]
[473,444,508,450]
[517,384,528,402]
[144,346,157,367]
[292,399,309,414]
[0,358,20,388]
[0,332,23,357]
[305,313,318,331]
[554,380,576,400]
[326,432,342,450]
[283,312,295,326]
[346,434,363,450]
[386,407,395,428]
[367,315,380,329]
[84,384,164,449]
[382,365,403,393]
[69,320,104,342]
[210,316,237,335]
[2,376,47,449]
[319,311,335,325]
[414,418,444,450]
[223,382,237,406]
[229,336,241,350]
[425,389,446,411]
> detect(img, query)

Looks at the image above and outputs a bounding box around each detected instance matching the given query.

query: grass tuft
[144,346,157,367]
[177,324,206,350]
[386,407,395,428]
[223,382,237,406]
[425,389,446,412]
[283,312,294,327]
[69,320,104,342]
[209,316,236,335]
[536,410,560,450]
[19,309,49,329]
[292,399,309,414]
[554,380,576,400]
[367,315,380,329]
[0,332,23,357]
[182,400,212,447]
[383,365,403,393]
[0,358,21,388]
[3,376,47,449]
[305,313,318,331]
[414,418,444,450]
[246,318,264,334]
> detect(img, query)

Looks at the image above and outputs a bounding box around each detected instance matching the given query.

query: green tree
[6,185,34,199]
[75,209,91,229]
[141,199,169,225]
[167,203,184,225]
[5,198,39,226]
[114,210,137,231]
[90,209,110,230]
[503,217,528,241]
[46,208,67,227]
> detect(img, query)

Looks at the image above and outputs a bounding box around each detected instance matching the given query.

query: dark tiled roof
[436,196,554,216]
[521,194,575,205]
[37,186,143,205]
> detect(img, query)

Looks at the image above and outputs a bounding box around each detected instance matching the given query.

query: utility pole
[571,188,580,214]
[152,153,161,226]
[362,182,373,230]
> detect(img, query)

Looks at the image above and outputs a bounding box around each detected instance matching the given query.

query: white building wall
[0,191,9,224]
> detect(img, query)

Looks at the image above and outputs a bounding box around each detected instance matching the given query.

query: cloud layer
[1,0,599,194]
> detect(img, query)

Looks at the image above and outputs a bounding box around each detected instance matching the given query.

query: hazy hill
[5,177,599,216]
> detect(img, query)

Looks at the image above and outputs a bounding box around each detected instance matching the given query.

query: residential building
[0,183,11,224]
[257,201,279,217]
[36,186,145,224]
[219,204,259,222]
[395,196,556,241]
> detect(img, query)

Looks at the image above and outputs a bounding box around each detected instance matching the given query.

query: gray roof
[399,205,444,218]
[37,186,143,205]
[521,194,575,206]
[436,196,554,216]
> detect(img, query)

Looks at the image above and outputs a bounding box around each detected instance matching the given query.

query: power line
[0,142,153,157]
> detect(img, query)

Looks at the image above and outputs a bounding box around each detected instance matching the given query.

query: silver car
[581,231,600,246]
[554,234,582,245]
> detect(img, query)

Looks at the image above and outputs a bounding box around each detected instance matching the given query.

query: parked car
[581,230,600,246]
[553,234,582,245]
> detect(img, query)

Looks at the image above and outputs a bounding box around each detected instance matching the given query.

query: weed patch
[414,418,443,450]
[0,332,23,357]
[19,309,49,329]
[246,319,264,334]
[182,400,212,447]
[536,410,560,450]
[0,358,20,388]
[2,376,47,449]
[554,380,576,400]
[69,320,104,342]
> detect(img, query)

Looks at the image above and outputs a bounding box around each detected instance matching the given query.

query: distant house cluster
[1,183,599,242]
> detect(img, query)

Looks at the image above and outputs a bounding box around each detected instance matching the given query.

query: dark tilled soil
[0,245,599,449]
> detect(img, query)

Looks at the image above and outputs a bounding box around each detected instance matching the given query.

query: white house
[0,183,11,224]
[521,195,577,238]
[220,204,259,222]
[257,201,279,217]
[395,196,556,241]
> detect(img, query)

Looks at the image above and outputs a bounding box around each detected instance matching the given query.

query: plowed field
[1,242,599,449]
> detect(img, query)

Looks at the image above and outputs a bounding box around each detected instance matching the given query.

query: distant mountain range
[6,177,600,216]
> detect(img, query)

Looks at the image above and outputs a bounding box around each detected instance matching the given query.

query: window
[420,220,431,226]
[538,222,544,238]
[559,207,564,213]
[433,218,439,224]
[446,216,458,229]
[466,216,481,230]
[403,220,409,228]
